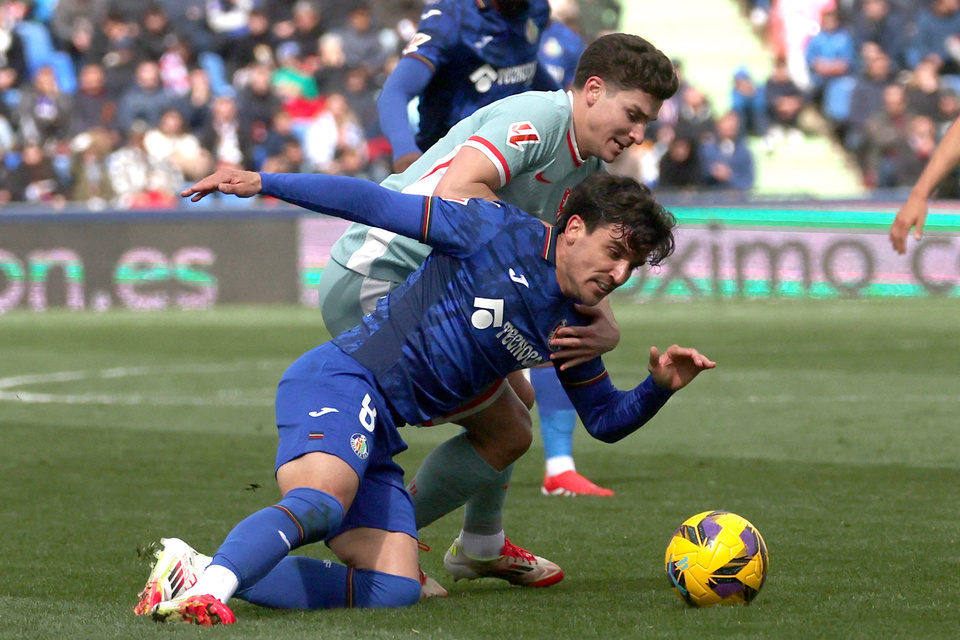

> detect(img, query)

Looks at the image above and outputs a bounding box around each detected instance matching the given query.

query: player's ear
[583,77,604,105]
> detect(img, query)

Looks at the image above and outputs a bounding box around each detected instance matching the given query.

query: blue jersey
[538,20,585,88]
[261,172,675,443]
[402,0,553,151]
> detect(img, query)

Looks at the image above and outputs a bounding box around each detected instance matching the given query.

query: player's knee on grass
[459,389,532,470]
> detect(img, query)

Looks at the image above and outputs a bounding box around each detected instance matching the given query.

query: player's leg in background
[530,367,615,497]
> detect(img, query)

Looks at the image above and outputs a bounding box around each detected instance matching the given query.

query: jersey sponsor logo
[469,62,539,93]
[495,320,545,367]
[507,121,541,150]
[402,32,431,55]
[350,433,369,459]
[535,171,551,183]
[509,268,529,288]
[471,297,504,329]
[308,407,339,418]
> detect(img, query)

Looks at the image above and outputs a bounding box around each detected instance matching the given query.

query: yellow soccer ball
[664,510,769,607]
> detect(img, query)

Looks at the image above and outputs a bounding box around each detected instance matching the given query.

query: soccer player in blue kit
[325,28,680,596]
[143,168,715,626]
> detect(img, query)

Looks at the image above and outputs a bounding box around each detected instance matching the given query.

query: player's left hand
[648,344,716,391]
[549,302,621,370]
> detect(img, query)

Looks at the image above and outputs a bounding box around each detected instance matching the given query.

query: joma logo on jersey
[495,320,545,367]
[507,121,541,150]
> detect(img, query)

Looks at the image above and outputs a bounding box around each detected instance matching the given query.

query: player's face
[581,80,663,162]
[557,217,647,306]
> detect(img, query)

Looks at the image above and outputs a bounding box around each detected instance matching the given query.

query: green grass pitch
[2,298,959,639]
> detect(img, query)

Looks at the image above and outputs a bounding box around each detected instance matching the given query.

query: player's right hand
[890,196,928,255]
[181,169,262,202]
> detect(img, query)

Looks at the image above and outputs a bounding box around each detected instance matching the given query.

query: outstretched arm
[559,345,715,443]
[891,115,960,254]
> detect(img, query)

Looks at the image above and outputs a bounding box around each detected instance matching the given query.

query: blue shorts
[275,342,416,540]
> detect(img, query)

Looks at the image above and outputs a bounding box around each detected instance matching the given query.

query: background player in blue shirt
[378,0,558,173]
[143,167,715,626]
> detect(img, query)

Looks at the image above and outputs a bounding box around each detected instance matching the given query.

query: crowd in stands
[4,0,960,205]
[611,0,960,195]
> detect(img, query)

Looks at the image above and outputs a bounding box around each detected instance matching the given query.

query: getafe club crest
[350,433,369,459]
[547,319,569,352]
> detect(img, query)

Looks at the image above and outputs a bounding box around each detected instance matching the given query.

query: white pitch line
[0,361,286,406]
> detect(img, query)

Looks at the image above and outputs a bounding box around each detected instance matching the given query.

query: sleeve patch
[506,121,542,150]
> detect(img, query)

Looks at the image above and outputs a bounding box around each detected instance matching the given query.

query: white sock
[546,455,576,477]
[183,564,240,604]
[459,529,506,560]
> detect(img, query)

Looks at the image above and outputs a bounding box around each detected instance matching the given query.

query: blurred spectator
[0,100,15,154]
[730,66,767,137]
[238,61,283,137]
[805,8,855,105]
[222,8,277,80]
[51,0,108,52]
[935,88,960,135]
[157,35,194,97]
[659,135,703,191]
[259,108,300,160]
[283,1,326,56]
[845,42,894,151]
[336,3,389,75]
[907,0,960,74]
[67,126,115,205]
[172,66,214,132]
[272,41,320,101]
[0,7,28,90]
[577,0,620,42]
[15,65,72,145]
[106,119,181,208]
[144,107,212,180]
[85,11,137,97]
[161,0,215,54]
[905,59,946,120]
[106,0,147,23]
[863,82,911,185]
[5,140,66,203]
[313,32,347,95]
[341,65,379,139]
[261,135,306,173]
[700,110,755,191]
[538,0,586,90]
[675,85,715,143]
[69,62,115,135]
[198,94,253,168]
[133,2,177,63]
[206,0,254,44]
[115,59,171,131]
[882,113,938,188]
[850,0,908,71]
[302,91,366,175]
[763,55,806,147]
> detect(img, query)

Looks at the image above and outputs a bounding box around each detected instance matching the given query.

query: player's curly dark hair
[556,173,677,267]
[573,33,679,101]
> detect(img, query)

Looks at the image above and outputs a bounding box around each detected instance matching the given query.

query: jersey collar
[565,91,586,168]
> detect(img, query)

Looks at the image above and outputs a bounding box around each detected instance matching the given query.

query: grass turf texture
[1,298,958,639]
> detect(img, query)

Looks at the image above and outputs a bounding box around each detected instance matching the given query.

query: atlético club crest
[507,121,541,150]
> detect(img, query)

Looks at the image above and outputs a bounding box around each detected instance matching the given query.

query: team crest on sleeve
[548,319,569,352]
[403,33,431,55]
[350,434,369,459]
[506,122,541,150]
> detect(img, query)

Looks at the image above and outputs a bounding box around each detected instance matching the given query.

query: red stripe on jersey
[420,157,454,181]
[421,197,432,241]
[566,130,583,168]
[421,378,506,426]
[563,370,610,388]
[467,135,511,183]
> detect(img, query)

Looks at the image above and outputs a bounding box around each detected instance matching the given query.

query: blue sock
[211,487,344,592]
[530,367,576,460]
[237,559,420,609]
